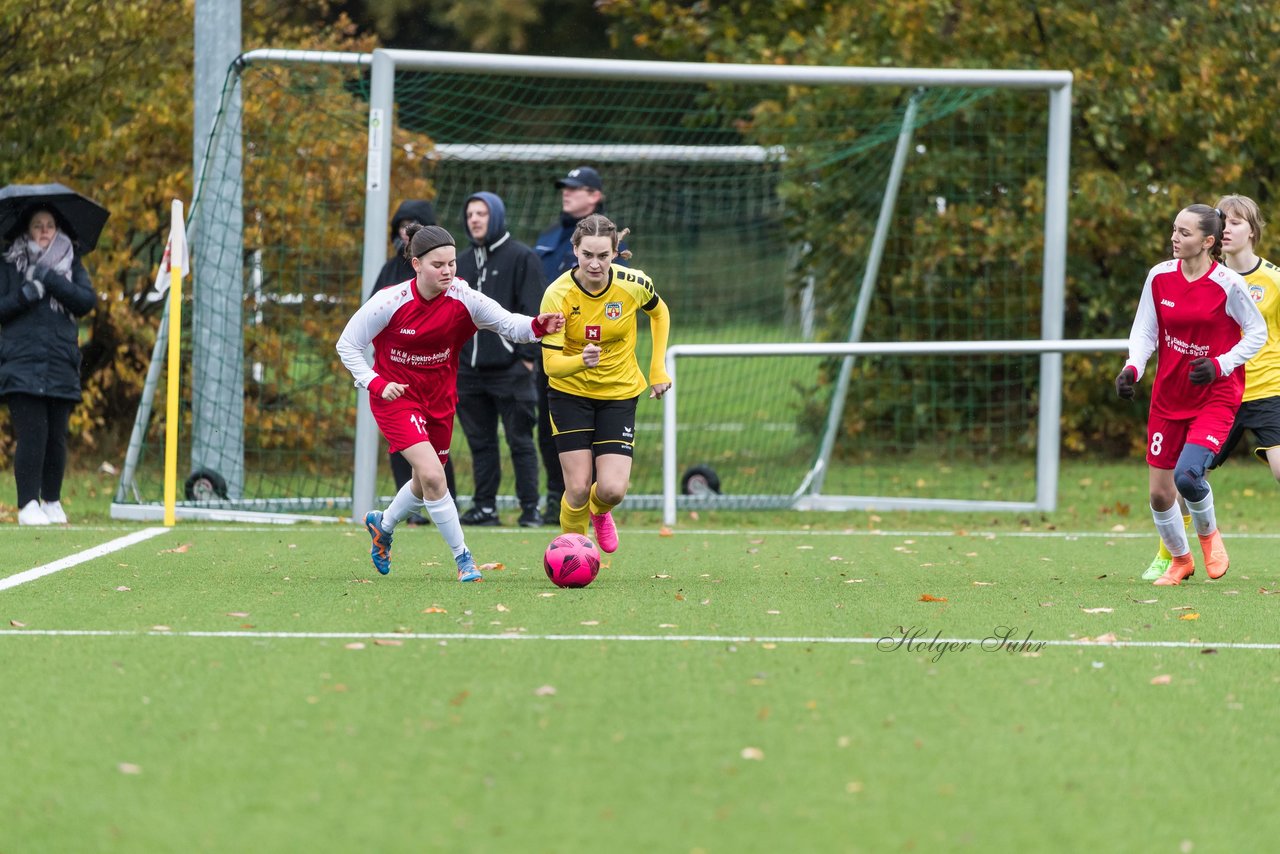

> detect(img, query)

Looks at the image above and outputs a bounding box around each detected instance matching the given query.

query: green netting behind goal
[114,53,1052,518]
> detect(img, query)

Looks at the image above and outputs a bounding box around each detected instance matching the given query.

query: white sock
[382,481,424,532]
[424,494,467,557]
[1186,486,1217,538]
[1152,502,1190,557]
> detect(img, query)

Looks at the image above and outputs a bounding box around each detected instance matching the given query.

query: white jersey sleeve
[1218,269,1267,377]
[1125,264,1162,381]
[454,282,540,343]
[335,287,397,389]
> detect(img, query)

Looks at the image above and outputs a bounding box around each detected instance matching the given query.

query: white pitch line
[0,527,170,592]
[1,627,1279,651]
[55,525,1280,540]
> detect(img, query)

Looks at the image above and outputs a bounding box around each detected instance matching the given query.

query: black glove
[19,279,45,305]
[1115,366,1137,400]
[1189,357,1217,385]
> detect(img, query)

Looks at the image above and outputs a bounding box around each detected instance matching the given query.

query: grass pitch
[4,461,1280,852]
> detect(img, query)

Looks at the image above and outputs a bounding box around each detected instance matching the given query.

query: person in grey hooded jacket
[455,192,545,527]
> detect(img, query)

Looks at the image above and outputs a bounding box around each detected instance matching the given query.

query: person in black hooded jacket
[369,199,454,519]
[0,206,97,525]
[455,191,545,527]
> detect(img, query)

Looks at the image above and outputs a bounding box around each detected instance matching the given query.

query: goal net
[112,50,1069,521]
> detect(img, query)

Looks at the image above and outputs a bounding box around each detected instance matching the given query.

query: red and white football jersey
[336,277,542,423]
[1125,259,1267,419]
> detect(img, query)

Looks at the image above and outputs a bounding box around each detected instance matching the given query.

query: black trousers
[5,393,75,507]
[457,362,540,509]
[534,361,565,506]
[388,451,456,499]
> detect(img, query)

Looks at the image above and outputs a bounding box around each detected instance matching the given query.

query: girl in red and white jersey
[1117,204,1266,586]
[337,224,564,581]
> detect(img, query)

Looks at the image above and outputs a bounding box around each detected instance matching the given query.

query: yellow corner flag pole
[162,201,189,527]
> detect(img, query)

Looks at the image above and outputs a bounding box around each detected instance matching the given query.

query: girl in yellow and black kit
[539,214,672,555]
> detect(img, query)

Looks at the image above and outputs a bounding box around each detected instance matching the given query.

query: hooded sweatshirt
[457,192,546,371]
[370,199,438,297]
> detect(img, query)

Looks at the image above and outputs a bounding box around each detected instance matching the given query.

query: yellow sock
[561,495,590,536]
[588,483,618,517]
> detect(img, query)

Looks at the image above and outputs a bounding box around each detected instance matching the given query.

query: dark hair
[571,213,632,261]
[402,224,455,260]
[1183,203,1226,262]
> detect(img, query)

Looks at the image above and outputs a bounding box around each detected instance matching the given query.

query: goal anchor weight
[184,468,229,502]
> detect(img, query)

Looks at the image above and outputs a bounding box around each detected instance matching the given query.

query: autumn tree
[600,0,1280,455]
[0,0,434,468]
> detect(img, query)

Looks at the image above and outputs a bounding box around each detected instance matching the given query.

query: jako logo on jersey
[605,302,623,320]
[1160,299,1176,308]
[399,328,416,335]
[1250,285,1265,303]
[1206,435,1221,447]
[585,325,601,341]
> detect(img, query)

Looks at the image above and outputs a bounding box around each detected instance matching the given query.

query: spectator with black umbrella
[0,184,105,525]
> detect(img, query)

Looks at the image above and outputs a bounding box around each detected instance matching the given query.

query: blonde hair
[1215,193,1265,250]
[571,213,632,260]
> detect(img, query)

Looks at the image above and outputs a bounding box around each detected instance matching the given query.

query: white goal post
[351,49,1076,521]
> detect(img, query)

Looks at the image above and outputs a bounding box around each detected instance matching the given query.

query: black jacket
[457,233,545,371]
[456,192,545,372]
[0,256,96,400]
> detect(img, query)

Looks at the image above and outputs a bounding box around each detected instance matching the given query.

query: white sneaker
[41,500,68,524]
[17,500,50,526]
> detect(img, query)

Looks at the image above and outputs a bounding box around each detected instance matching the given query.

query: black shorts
[1210,396,1280,468]
[547,389,638,457]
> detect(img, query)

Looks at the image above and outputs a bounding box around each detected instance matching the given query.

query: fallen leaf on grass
[160,543,191,554]
[659,623,678,628]
[1178,613,1200,621]
[1080,607,1113,614]
[226,612,249,618]
[741,747,765,760]
[844,579,864,584]
[117,763,142,775]
[534,685,556,697]
[580,620,599,626]
[1260,587,1280,596]
[1150,674,1172,685]
[653,574,671,579]
[495,604,510,612]
[115,586,131,592]
[1171,605,1196,611]
[449,690,469,706]
[10,620,26,628]
[423,606,447,614]
[973,581,995,587]
[796,545,814,551]
[1128,598,1159,604]
[1081,632,1119,644]
[373,639,403,647]
[919,594,947,602]
[658,526,674,537]
[538,592,556,598]
[766,610,781,615]
[350,578,373,584]
[344,642,365,650]
[479,562,505,571]
[829,555,844,562]
[151,626,172,632]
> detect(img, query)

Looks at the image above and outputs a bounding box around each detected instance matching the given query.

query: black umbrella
[0,183,110,252]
